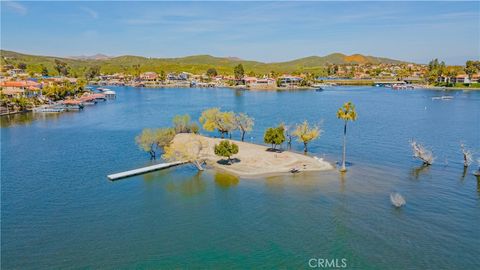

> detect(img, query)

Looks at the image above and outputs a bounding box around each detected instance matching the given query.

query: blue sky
[1,1,479,64]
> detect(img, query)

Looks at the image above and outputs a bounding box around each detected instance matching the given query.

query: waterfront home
[451,74,479,84]
[140,72,158,81]
[242,76,258,86]
[250,78,276,90]
[167,72,192,81]
[179,72,192,80]
[279,75,303,87]
[0,80,42,98]
[438,73,480,84]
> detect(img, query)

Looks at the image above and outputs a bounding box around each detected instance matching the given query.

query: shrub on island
[214,140,239,164]
[264,125,285,150]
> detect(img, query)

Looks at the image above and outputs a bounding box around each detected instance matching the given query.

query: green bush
[264,125,285,150]
[214,140,239,163]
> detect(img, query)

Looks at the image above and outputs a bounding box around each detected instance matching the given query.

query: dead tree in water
[460,143,473,167]
[410,140,434,165]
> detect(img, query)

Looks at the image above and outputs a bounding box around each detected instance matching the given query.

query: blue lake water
[1,86,479,269]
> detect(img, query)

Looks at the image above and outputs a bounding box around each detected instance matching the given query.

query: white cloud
[81,7,98,19]
[3,1,27,15]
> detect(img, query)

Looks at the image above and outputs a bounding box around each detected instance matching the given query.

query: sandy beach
[169,133,334,178]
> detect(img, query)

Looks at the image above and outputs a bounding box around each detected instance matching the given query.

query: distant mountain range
[0,50,407,75]
[68,54,111,60]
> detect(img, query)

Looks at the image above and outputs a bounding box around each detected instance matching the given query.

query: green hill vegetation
[1,50,406,77]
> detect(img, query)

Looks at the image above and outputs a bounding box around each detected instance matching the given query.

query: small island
[170,133,333,178]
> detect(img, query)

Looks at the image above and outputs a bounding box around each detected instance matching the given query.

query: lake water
[1,86,479,269]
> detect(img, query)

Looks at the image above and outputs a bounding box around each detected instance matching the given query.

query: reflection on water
[214,172,239,189]
[1,112,36,127]
[339,171,346,192]
[164,171,207,197]
[410,164,431,180]
[477,177,480,195]
[0,111,77,127]
[461,166,468,180]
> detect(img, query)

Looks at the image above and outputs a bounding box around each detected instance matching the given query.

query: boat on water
[392,84,414,90]
[103,90,116,99]
[432,96,454,100]
[33,105,65,113]
[315,87,324,92]
[97,87,110,92]
[64,104,84,111]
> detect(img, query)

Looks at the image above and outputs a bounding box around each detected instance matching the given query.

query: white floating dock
[107,161,185,181]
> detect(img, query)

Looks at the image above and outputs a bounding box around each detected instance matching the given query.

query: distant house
[403,76,423,84]
[250,78,276,90]
[167,73,178,81]
[7,68,26,76]
[140,72,158,81]
[279,76,303,87]
[0,80,42,98]
[178,72,192,80]
[242,76,258,86]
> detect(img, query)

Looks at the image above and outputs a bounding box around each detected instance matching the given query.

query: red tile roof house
[242,76,258,86]
[451,74,480,84]
[140,72,158,81]
[0,81,42,98]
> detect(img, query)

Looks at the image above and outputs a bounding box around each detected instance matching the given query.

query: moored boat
[103,90,116,99]
[33,105,65,113]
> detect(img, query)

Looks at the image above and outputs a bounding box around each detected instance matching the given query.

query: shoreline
[95,84,480,91]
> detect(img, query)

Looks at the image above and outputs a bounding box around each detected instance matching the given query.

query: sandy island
[170,133,334,178]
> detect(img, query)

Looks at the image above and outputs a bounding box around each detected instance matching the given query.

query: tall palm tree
[337,102,357,172]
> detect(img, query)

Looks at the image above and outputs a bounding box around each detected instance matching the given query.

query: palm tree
[336,102,357,172]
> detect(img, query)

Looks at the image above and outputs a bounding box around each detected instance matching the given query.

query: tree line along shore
[2,49,480,92]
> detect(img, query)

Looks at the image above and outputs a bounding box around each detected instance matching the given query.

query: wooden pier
[107,161,185,181]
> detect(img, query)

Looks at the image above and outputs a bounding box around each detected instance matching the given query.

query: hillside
[1,50,407,76]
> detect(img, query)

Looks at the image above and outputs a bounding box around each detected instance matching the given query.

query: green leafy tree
[336,102,357,172]
[17,62,27,70]
[54,59,70,76]
[206,68,218,77]
[445,68,458,86]
[234,113,254,141]
[85,65,101,80]
[465,60,479,83]
[199,108,236,138]
[40,65,49,77]
[234,64,245,80]
[292,120,321,153]
[135,128,175,160]
[163,137,207,171]
[396,68,411,80]
[263,125,285,150]
[214,140,239,164]
[159,70,166,82]
[132,64,141,77]
[172,114,199,134]
[156,128,176,148]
